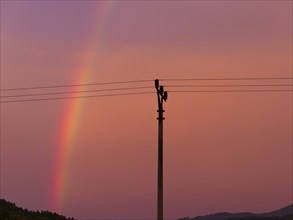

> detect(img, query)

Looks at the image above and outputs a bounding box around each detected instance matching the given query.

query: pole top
[155,79,159,89]
[155,79,168,102]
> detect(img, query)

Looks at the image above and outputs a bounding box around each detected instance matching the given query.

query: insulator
[159,85,164,95]
[163,91,168,101]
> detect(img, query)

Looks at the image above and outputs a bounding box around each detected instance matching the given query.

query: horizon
[0,1,292,220]
[1,198,293,220]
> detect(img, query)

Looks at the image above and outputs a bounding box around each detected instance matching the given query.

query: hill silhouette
[0,199,75,220]
[179,204,293,220]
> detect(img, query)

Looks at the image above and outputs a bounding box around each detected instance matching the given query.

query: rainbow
[51,1,115,211]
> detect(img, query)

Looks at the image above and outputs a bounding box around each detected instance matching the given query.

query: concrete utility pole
[155,79,168,220]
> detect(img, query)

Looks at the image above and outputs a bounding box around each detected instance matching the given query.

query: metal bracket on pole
[155,79,168,220]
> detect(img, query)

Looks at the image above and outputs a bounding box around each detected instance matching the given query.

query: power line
[1,77,292,103]
[166,84,293,88]
[0,86,153,98]
[169,89,293,93]
[1,77,292,92]
[0,79,153,92]
[160,77,293,81]
[2,84,292,99]
[1,89,291,104]
[0,91,155,104]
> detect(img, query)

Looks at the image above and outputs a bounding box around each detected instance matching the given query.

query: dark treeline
[0,199,75,220]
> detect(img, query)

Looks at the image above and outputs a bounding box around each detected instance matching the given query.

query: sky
[0,0,292,220]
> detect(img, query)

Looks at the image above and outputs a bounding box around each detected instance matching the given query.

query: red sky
[0,1,292,220]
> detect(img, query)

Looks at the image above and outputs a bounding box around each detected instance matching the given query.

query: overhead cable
[0,86,153,98]
[0,92,155,103]
[166,84,293,88]
[0,79,153,92]
[160,77,293,81]
[169,89,293,93]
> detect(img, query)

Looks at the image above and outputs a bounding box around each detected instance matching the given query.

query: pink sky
[0,1,292,220]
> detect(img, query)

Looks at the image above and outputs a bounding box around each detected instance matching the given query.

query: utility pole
[155,79,168,220]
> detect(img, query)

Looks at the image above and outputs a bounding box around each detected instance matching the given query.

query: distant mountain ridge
[261,204,293,217]
[179,204,293,220]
